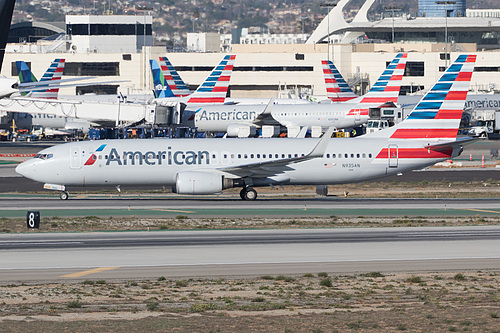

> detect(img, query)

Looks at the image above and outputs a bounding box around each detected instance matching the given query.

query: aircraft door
[70,146,82,169]
[388,144,398,168]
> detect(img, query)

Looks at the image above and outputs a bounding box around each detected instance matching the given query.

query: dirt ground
[1,180,500,332]
[1,271,499,332]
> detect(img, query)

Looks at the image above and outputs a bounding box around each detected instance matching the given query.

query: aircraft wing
[252,98,280,126]
[216,127,334,179]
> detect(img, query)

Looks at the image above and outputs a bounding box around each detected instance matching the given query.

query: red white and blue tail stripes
[321,60,358,102]
[346,53,407,117]
[388,54,476,141]
[158,56,191,97]
[187,55,235,104]
[359,53,407,105]
[39,58,65,99]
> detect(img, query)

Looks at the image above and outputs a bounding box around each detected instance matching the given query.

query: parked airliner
[192,53,408,135]
[15,55,475,200]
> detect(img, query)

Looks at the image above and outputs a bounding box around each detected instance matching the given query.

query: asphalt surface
[1,227,499,282]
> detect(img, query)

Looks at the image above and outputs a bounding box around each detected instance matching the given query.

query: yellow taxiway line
[61,266,119,278]
[150,208,195,213]
[461,208,500,214]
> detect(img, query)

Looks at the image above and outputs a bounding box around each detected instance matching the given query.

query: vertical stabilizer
[374,54,477,141]
[321,60,358,102]
[158,56,191,97]
[150,59,176,99]
[0,0,16,71]
[187,54,236,104]
[16,59,66,99]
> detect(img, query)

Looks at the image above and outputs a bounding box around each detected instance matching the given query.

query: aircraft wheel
[60,191,69,200]
[239,188,246,200]
[244,188,257,201]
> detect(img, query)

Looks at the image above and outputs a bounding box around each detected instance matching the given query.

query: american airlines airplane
[15,55,476,201]
[192,53,408,135]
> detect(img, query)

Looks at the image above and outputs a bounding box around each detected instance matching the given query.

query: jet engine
[226,124,256,137]
[173,171,235,195]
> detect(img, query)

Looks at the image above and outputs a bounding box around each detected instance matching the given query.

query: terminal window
[65,62,120,76]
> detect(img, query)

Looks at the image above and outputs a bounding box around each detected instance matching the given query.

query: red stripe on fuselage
[390,128,458,139]
[376,148,453,159]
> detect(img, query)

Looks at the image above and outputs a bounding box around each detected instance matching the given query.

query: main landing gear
[60,191,69,200]
[240,187,257,201]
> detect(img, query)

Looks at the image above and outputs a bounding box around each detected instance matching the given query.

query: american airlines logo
[105,147,211,166]
[197,110,257,121]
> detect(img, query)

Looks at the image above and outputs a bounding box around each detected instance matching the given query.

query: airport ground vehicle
[468,110,500,139]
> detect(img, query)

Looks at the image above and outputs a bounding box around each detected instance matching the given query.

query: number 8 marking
[28,213,35,228]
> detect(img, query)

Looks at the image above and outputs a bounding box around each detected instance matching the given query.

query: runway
[1,227,499,283]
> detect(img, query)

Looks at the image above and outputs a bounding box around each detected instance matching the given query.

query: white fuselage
[15,136,458,190]
[192,101,368,132]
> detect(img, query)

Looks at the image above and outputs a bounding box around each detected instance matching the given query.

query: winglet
[308,127,335,157]
[262,97,275,114]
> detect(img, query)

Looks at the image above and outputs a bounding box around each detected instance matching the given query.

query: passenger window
[275,154,278,158]
[362,153,366,158]
[351,154,354,158]
[251,154,254,158]
[369,153,372,158]
[244,154,248,158]
[356,154,360,158]
[345,154,348,158]
[282,154,285,158]
[332,154,336,158]
[294,154,298,158]
[257,154,260,158]
[238,154,241,158]
[288,154,292,158]
[326,154,330,158]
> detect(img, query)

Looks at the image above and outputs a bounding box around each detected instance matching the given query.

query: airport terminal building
[1,9,500,101]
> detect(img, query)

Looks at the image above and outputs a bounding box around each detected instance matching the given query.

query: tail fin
[158,56,191,97]
[187,54,236,104]
[39,58,65,99]
[359,53,408,106]
[0,0,16,71]
[375,54,477,141]
[150,59,176,99]
[321,60,358,102]
[16,61,37,85]
[16,59,65,99]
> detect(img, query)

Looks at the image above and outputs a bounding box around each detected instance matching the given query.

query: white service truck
[468,110,500,139]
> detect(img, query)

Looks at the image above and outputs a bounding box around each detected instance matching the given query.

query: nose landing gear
[60,191,69,200]
[239,187,257,201]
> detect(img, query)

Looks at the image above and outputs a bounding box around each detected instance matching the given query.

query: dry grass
[0,271,499,332]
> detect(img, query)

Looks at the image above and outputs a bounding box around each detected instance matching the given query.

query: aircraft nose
[15,160,34,178]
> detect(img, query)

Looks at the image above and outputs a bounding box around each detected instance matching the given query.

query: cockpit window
[34,153,53,160]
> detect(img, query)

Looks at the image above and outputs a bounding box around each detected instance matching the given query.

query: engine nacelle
[226,124,256,137]
[173,171,229,195]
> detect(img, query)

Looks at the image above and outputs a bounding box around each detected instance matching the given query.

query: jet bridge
[0,97,180,127]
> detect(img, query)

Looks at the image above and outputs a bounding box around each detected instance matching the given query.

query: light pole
[436,1,456,68]
[319,1,338,62]
[384,5,402,43]
[136,4,153,91]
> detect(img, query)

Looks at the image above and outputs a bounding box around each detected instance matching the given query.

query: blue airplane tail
[150,59,176,99]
